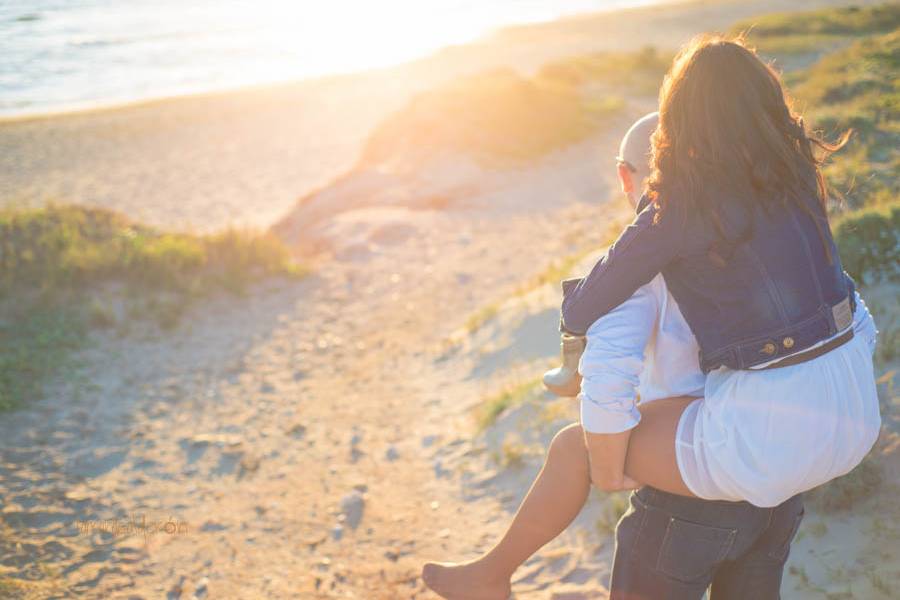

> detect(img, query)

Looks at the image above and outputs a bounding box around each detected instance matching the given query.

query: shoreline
[0,0,877,126]
[0,0,674,124]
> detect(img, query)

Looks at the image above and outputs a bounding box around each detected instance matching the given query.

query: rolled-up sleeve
[578,279,660,434]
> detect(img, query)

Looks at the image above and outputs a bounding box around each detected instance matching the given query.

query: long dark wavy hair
[647,34,850,264]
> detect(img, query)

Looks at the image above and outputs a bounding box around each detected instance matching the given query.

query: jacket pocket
[656,517,737,583]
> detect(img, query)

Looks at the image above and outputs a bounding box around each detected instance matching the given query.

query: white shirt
[578,274,701,433]
[578,274,877,434]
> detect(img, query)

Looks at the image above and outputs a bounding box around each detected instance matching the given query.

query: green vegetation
[789,29,899,211]
[492,437,529,469]
[537,46,672,95]
[734,4,900,54]
[361,68,623,167]
[833,205,900,284]
[515,252,587,296]
[868,298,900,366]
[515,217,630,299]
[0,307,85,413]
[477,377,543,431]
[595,492,630,535]
[460,253,584,338]
[462,247,593,337]
[0,205,302,292]
[464,303,500,335]
[0,205,303,411]
[461,212,630,339]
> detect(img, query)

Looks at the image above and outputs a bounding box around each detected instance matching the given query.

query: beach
[0,0,878,231]
[0,0,897,598]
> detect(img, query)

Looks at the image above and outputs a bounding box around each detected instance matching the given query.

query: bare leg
[422,396,698,599]
[623,396,697,497]
[422,423,591,600]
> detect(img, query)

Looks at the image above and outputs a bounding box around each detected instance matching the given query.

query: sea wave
[0,0,655,117]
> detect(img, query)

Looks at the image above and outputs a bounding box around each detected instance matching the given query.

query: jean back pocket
[656,516,737,583]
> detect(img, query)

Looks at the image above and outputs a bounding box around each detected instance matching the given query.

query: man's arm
[577,277,661,490]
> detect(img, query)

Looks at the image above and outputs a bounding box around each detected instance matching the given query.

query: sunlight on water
[0,0,657,116]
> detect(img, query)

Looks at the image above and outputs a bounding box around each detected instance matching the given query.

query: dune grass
[476,377,544,431]
[0,204,302,293]
[459,251,589,338]
[789,29,899,210]
[833,204,900,285]
[733,3,900,55]
[460,248,597,337]
[0,306,85,413]
[595,492,630,535]
[536,45,672,96]
[0,204,304,411]
[461,213,630,338]
[361,68,623,168]
[492,437,530,469]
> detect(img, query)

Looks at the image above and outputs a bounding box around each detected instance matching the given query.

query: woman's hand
[590,471,642,492]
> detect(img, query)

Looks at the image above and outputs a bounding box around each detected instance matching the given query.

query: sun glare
[250,1,498,78]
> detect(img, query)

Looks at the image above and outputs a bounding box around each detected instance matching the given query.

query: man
[548,113,810,598]
[422,114,875,600]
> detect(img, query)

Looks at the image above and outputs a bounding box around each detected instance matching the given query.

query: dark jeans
[610,486,805,599]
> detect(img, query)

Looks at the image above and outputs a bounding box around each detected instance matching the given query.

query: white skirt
[675,329,881,507]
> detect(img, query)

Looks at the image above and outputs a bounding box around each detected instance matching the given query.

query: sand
[0,0,896,598]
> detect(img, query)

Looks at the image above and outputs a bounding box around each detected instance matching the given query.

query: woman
[422,35,881,599]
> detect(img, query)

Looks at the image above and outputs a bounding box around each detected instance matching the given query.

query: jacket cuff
[559,278,584,334]
[561,277,582,297]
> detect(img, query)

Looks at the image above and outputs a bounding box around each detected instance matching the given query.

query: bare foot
[421,560,511,600]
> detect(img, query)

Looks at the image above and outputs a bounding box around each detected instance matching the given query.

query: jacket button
[783,337,795,349]
[760,342,776,355]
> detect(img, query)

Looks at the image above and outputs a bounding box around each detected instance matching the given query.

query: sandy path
[0,112,634,597]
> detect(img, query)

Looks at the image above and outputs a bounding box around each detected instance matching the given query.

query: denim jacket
[561,191,856,372]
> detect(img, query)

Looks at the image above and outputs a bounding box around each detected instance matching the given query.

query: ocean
[0,0,659,117]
